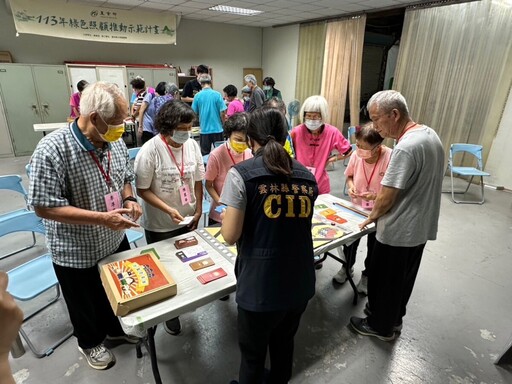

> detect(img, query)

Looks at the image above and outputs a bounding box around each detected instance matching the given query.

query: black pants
[237,303,308,384]
[343,231,376,275]
[367,239,425,334]
[200,132,224,156]
[144,227,191,245]
[53,236,131,349]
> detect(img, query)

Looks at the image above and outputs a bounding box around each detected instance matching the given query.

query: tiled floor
[1,154,512,383]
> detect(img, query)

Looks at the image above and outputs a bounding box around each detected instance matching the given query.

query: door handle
[42,103,50,115]
[31,104,39,115]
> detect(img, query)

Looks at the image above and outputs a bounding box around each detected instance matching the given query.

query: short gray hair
[198,74,211,84]
[367,90,409,117]
[300,95,330,123]
[80,81,126,119]
[244,74,257,85]
[166,82,179,95]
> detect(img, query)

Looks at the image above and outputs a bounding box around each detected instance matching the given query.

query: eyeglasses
[304,113,322,120]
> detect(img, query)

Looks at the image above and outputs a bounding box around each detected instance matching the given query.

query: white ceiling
[67,0,422,27]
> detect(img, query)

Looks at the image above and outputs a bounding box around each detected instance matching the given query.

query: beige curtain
[321,16,366,129]
[295,22,326,105]
[393,0,512,162]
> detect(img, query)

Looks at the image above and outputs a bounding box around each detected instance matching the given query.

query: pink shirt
[292,123,351,194]
[227,99,245,117]
[69,92,81,119]
[345,146,392,206]
[205,143,253,222]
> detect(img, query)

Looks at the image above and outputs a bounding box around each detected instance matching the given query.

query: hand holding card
[179,216,194,226]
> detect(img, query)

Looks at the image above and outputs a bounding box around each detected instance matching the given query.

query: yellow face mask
[97,115,125,142]
[231,139,248,154]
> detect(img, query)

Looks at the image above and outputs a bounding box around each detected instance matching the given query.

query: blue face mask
[172,130,190,144]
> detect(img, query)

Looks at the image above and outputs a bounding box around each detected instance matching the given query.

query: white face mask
[171,130,190,144]
[305,119,323,131]
[263,86,271,91]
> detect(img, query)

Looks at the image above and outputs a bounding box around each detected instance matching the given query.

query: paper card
[215,205,227,213]
[139,247,161,260]
[326,214,347,224]
[314,204,328,209]
[189,257,215,271]
[179,216,194,226]
[104,191,121,212]
[174,236,199,249]
[197,268,227,284]
[319,208,336,217]
[176,245,208,262]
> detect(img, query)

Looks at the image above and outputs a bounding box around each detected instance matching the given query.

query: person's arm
[138,101,149,134]
[137,188,184,224]
[359,185,400,229]
[0,272,23,384]
[346,176,359,199]
[205,180,220,205]
[255,89,265,108]
[181,81,194,103]
[121,183,142,221]
[221,206,245,245]
[187,180,203,231]
[34,205,139,230]
[220,110,226,123]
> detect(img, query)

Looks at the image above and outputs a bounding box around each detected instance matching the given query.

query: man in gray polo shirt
[29,82,142,370]
[350,90,444,341]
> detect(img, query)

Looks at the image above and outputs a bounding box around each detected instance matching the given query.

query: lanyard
[88,150,112,188]
[397,123,418,142]
[225,143,245,165]
[362,148,381,190]
[161,134,185,179]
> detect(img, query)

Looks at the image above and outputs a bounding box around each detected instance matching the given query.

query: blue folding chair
[2,211,73,358]
[446,143,490,204]
[128,147,141,161]
[0,175,35,259]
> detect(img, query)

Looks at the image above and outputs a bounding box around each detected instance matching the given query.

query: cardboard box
[100,253,177,316]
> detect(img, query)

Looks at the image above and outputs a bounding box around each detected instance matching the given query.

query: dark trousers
[53,236,131,349]
[144,227,191,245]
[200,132,224,156]
[343,231,376,275]
[367,239,425,334]
[237,303,308,384]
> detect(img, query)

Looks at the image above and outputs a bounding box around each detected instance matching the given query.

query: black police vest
[233,155,319,312]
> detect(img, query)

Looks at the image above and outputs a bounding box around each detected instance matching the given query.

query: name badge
[104,191,122,211]
[362,199,374,210]
[179,184,192,205]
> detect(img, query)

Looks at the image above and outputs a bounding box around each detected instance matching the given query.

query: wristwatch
[123,196,137,204]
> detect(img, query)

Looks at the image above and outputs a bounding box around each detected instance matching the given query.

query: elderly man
[29,82,142,370]
[350,90,444,341]
[244,74,265,112]
[192,74,227,155]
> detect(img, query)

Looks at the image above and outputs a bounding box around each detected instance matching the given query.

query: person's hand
[167,207,184,224]
[327,155,337,165]
[124,201,142,222]
[359,217,375,231]
[102,209,140,230]
[187,212,202,231]
[358,191,377,201]
[348,186,359,199]
[137,127,143,134]
[0,272,23,357]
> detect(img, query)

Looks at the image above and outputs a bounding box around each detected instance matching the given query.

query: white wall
[0,92,13,157]
[485,87,512,189]
[0,3,262,94]
[262,25,300,106]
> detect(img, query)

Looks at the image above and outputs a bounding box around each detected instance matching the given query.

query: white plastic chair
[2,211,73,357]
[446,143,490,204]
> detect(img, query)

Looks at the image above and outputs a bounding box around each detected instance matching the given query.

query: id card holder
[179,184,192,205]
[362,200,374,210]
[104,191,121,211]
[306,166,316,175]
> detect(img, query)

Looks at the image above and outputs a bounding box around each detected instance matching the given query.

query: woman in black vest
[221,107,319,384]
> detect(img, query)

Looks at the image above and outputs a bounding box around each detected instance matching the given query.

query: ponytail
[249,108,292,177]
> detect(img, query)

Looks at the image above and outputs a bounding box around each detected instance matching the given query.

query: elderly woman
[134,99,204,336]
[291,95,352,195]
[138,82,179,144]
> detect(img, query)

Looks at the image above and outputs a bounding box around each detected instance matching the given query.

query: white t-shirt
[135,135,205,232]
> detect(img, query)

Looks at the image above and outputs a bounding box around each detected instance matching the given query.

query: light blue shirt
[191,87,227,134]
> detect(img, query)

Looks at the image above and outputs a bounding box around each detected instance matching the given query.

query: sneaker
[363,304,402,333]
[164,317,181,335]
[349,316,396,341]
[105,334,140,345]
[356,275,368,295]
[219,295,230,301]
[332,267,354,284]
[315,262,323,270]
[78,343,116,370]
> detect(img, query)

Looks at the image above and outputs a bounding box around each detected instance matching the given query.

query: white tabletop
[33,122,68,132]
[99,231,237,337]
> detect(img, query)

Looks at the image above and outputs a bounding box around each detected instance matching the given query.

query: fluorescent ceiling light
[209,5,263,16]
